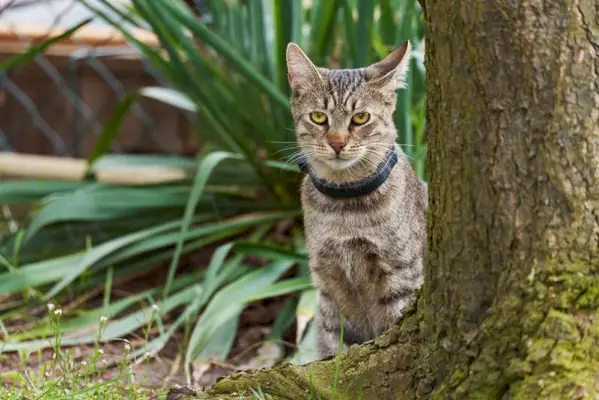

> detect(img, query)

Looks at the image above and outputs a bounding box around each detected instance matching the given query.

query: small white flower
[54,309,62,316]
[100,316,108,323]
[152,304,159,312]
[102,359,108,366]
[124,344,131,351]
[98,349,104,355]
[81,361,87,367]
[47,303,55,311]
[144,352,151,359]
[52,352,57,360]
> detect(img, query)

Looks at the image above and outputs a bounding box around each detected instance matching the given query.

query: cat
[286,41,428,358]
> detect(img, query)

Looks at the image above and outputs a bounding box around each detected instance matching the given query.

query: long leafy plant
[0,0,425,375]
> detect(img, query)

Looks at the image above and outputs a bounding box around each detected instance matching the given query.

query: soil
[0,243,300,392]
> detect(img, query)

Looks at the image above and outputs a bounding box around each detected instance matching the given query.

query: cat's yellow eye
[310,111,328,125]
[351,112,370,125]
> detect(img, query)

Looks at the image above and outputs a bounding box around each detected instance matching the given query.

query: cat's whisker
[363,148,386,162]
[274,144,304,153]
[367,143,417,160]
[273,148,302,156]
[274,143,320,155]
[282,150,318,170]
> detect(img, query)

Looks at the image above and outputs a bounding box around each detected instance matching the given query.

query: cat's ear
[286,42,323,91]
[364,41,412,90]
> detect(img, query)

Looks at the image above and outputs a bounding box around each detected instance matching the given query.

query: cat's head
[286,41,411,181]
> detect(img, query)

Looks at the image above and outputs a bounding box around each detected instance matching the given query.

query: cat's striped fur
[286,41,428,358]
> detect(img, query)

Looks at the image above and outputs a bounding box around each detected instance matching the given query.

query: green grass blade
[140,87,197,112]
[233,242,308,263]
[396,0,415,157]
[227,2,244,53]
[267,297,297,341]
[0,253,82,297]
[290,0,303,45]
[22,184,190,242]
[193,312,240,362]
[377,0,397,46]
[289,320,317,365]
[95,0,144,28]
[341,0,357,68]
[356,1,374,66]
[308,0,339,64]
[127,292,204,360]
[147,1,284,187]
[296,288,317,345]
[160,0,289,110]
[248,0,271,76]
[0,227,232,298]
[85,93,139,174]
[43,219,183,300]
[0,181,86,204]
[1,286,200,353]
[6,273,203,341]
[103,266,114,312]
[272,0,293,93]
[163,151,242,298]
[185,259,294,366]
[244,277,312,303]
[0,19,91,71]
[80,0,171,75]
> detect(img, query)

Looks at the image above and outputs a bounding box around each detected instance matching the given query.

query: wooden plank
[0,24,159,47]
[0,152,188,185]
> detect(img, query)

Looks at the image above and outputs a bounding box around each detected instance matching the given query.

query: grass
[0,305,341,399]
[0,0,426,395]
[0,305,168,400]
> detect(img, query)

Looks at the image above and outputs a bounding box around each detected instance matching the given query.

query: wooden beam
[0,153,187,185]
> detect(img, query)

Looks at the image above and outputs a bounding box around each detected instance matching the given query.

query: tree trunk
[173,1,599,398]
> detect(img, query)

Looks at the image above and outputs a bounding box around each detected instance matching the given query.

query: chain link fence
[0,0,206,158]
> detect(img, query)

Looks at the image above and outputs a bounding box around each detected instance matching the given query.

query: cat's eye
[310,112,328,125]
[351,112,370,125]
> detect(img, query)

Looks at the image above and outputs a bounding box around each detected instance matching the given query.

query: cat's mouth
[322,156,361,170]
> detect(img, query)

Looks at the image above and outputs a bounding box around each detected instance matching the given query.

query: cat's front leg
[315,293,364,359]
[315,296,346,358]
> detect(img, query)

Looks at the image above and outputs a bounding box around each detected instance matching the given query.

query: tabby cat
[286,41,428,358]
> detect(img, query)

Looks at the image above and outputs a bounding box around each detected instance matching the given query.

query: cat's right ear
[286,43,323,91]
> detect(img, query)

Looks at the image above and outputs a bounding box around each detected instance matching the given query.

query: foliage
[0,0,426,380]
[0,305,168,399]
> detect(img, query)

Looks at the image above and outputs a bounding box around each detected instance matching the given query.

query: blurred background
[0,0,426,390]
[0,0,196,156]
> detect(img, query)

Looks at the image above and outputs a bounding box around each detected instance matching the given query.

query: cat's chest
[309,235,401,332]
[311,235,392,279]
[303,204,392,240]
[303,198,399,275]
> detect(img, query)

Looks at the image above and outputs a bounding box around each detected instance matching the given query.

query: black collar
[297,146,398,198]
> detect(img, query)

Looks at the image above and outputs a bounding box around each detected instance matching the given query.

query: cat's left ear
[364,41,412,90]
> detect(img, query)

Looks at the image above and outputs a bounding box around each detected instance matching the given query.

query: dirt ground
[0,246,298,392]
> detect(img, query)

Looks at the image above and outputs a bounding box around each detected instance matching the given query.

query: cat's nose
[328,140,345,154]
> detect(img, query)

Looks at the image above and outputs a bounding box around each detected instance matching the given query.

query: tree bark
[173,0,599,398]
